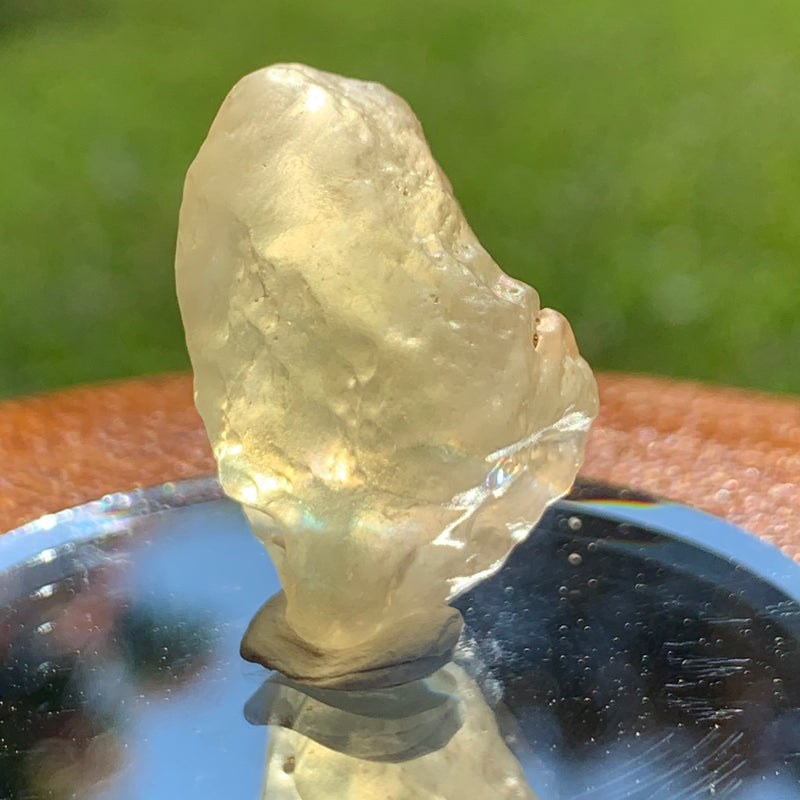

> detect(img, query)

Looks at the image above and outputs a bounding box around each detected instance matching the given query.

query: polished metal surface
[1,479,799,798]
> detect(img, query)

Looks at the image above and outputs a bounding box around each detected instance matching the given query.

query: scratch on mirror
[567,729,746,799]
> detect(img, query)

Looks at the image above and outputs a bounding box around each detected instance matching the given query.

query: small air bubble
[32,583,56,600]
[34,548,57,565]
[567,516,582,531]
[568,552,583,566]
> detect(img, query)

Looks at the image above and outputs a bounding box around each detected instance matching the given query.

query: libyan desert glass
[1,479,800,799]
[176,64,598,684]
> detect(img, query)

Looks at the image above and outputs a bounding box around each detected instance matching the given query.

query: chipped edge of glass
[0,475,223,567]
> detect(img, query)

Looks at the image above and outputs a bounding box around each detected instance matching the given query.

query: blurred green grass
[1,0,798,399]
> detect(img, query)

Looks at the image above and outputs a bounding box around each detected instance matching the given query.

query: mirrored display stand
[1,478,799,799]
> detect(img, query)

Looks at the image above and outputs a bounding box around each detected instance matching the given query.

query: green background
[2,0,798,399]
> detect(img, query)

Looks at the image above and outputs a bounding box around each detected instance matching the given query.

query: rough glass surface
[176,63,598,682]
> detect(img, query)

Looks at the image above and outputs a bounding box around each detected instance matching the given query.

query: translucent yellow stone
[258,663,540,799]
[176,63,598,684]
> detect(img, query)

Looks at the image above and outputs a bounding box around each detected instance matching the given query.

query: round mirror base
[1,479,799,799]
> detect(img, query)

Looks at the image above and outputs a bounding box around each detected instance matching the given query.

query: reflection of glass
[250,662,538,799]
[2,478,800,798]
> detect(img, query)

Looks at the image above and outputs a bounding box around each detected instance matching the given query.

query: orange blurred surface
[1,373,798,558]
